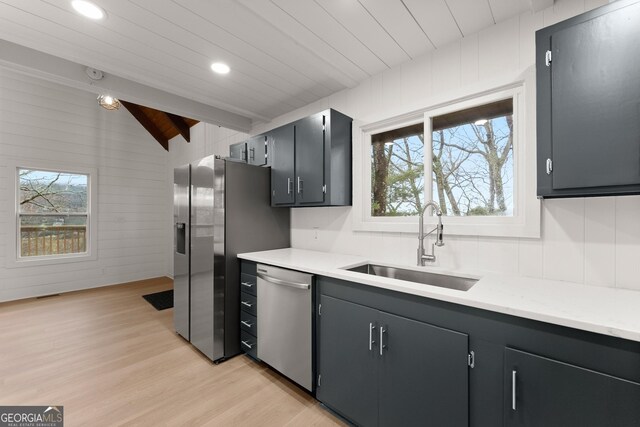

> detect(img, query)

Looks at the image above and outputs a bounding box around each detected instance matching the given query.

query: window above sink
[352,78,540,238]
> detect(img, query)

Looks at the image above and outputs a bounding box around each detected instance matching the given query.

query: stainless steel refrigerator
[173,156,290,362]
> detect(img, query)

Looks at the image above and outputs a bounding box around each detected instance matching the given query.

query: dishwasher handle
[257,272,310,290]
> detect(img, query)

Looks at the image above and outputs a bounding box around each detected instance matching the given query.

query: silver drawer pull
[241,320,254,328]
[512,370,517,411]
[379,326,386,356]
[241,301,253,308]
[369,322,376,351]
[241,282,254,288]
[241,340,254,349]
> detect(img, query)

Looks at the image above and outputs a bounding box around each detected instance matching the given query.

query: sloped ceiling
[0,0,553,124]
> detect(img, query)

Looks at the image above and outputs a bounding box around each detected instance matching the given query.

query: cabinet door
[317,295,378,427]
[229,142,247,163]
[505,348,640,427]
[549,2,640,190]
[295,114,325,205]
[378,311,469,427]
[247,135,266,166]
[269,125,295,206]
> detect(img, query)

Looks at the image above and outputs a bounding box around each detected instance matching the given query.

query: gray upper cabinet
[268,124,295,206]
[504,348,640,427]
[537,0,640,198]
[270,109,352,207]
[247,135,267,166]
[229,141,247,163]
[295,114,326,205]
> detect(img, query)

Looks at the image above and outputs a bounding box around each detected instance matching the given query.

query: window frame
[7,161,98,267]
[353,81,540,238]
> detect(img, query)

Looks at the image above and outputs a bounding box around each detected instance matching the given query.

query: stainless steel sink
[344,263,478,291]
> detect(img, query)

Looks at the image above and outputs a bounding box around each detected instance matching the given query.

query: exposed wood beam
[121,100,169,151]
[163,112,191,142]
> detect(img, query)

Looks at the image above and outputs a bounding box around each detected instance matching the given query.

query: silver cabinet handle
[241,340,254,349]
[241,282,253,288]
[287,178,292,195]
[379,326,386,356]
[297,176,303,194]
[257,272,310,290]
[546,158,553,175]
[512,370,517,411]
[369,323,376,351]
[241,301,253,308]
[241,320,254,328]
[250,147,255,161]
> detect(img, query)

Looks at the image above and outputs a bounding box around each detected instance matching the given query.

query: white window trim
[352,78,540,238]
[6,161,98,268]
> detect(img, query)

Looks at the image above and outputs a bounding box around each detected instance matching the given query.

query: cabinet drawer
[240,292,257,316]
[241,261,257,276]
[240,273,257,296]
[240,311,257,335]
[240,331,258,359]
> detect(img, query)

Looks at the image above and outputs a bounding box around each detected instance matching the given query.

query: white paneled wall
[0,67,169,302]
[165,123,248,276]
[249,0,640,291]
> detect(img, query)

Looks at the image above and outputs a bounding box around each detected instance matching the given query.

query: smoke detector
[85,67,104,81]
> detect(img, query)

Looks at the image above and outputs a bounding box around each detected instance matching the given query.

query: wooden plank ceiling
[0,0,555,123]
[121,101,198,151]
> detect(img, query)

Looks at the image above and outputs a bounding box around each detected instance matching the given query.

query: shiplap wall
[166,123,248,276]
[0,67,169,302]
[247,0,640,292]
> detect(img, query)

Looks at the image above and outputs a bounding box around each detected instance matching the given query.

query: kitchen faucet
[417,201,444,266]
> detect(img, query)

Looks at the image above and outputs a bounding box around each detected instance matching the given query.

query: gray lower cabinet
[505,348,640,427]
[317,294,469,427]
[378,311,468,427]
[239,261,258,359]
[318,275,640,427]
[317,295,378,427]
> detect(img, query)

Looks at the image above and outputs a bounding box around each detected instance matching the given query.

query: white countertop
[238,248,640,343]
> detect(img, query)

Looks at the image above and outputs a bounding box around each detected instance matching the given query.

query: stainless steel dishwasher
[257,264,313,391]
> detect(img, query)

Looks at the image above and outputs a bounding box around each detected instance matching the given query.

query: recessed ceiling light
[71,0,105,20]
[210,62,230,75]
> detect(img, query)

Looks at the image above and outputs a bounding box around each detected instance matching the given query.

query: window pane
[19,215,88,257]
[371,124,425,216]
[431,113,513,216]
[19,169,88,214]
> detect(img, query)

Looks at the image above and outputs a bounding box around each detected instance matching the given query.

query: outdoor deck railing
[20,225,87,257]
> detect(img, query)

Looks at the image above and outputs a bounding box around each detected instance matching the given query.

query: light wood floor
[0,278,345,427]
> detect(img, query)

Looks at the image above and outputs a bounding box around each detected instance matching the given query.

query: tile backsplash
[290,197,640,291]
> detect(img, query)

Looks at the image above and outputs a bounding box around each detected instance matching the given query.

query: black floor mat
[142,289,174,311]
